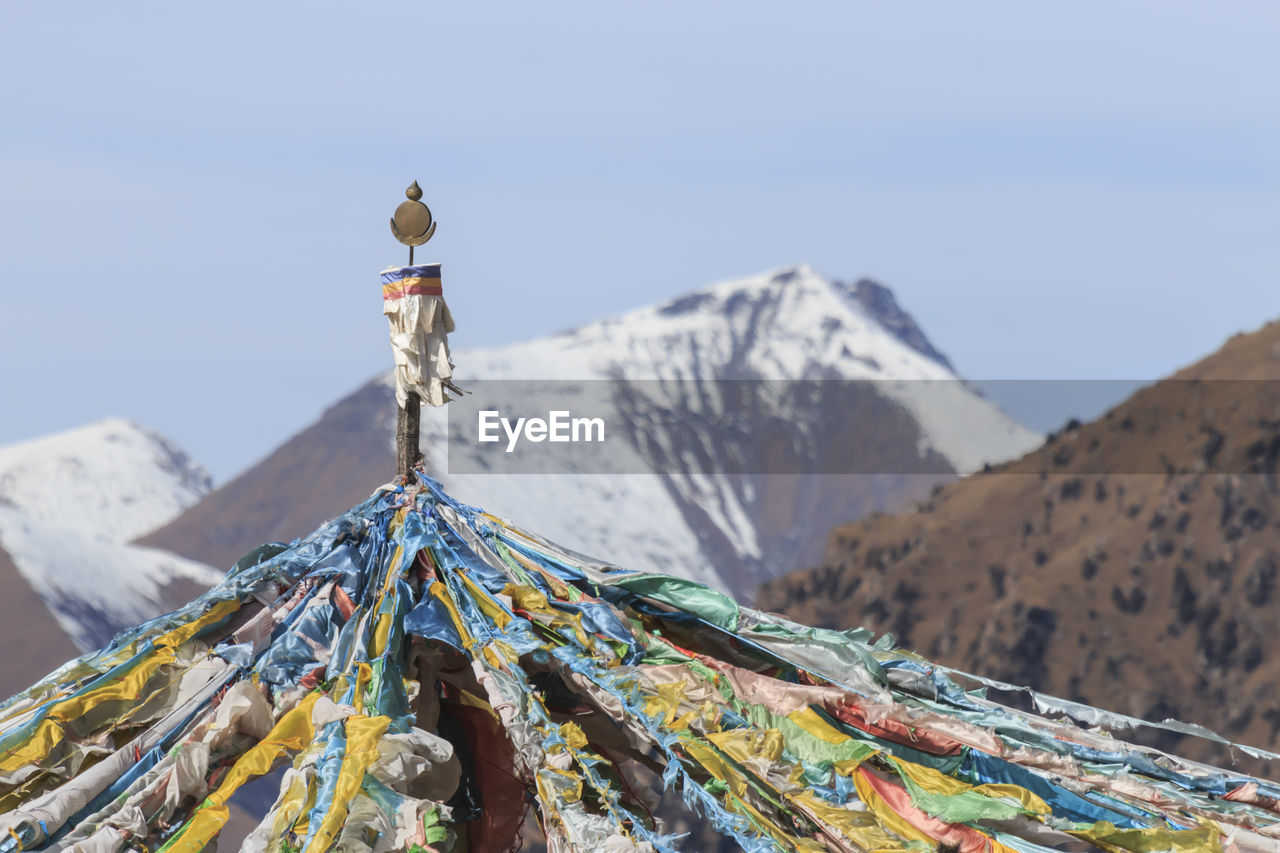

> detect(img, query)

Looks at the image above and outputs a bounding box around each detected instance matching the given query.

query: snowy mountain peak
[0,419,221,651]
[0,417,212,542]
[433,266,1039,478]
[461,265,963,385]
[847,277,953,371]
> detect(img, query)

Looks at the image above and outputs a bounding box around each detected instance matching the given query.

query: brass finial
[390,180,436,264]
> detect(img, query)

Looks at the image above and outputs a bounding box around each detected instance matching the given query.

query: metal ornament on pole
[390,180,437,266]
[389,180,438,480]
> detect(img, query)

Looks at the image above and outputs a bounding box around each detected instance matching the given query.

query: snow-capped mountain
[420,265,1040,591]
[442,265,1034,471]
[144,265,1041,597]
[0,419,222,650]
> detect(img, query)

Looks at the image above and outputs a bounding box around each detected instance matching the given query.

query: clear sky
[2,2,1278,481]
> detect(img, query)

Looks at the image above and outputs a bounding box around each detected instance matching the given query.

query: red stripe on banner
[401,283,442,296]
[383,283,443,300]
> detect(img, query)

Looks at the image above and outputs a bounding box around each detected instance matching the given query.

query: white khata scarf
[380,263,461,408]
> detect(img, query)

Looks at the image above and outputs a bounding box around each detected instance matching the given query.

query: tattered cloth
[382,263,458,408]
[0,476,1278,853]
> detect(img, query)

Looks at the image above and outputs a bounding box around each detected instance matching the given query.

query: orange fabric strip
[382,280,443,300]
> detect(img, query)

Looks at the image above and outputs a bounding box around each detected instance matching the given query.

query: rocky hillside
[760,319,1280,759]
[143,266,1039,593]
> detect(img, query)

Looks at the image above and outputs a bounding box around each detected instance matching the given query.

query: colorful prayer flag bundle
[0,477,1275,852]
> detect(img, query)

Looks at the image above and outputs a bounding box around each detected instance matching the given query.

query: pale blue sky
[2,2,1278,479]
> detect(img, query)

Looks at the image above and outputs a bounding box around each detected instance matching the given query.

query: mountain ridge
[143,265,1039,595]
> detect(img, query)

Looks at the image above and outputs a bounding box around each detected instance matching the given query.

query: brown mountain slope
[760,320,1280,759]
[139,380,396,570]
[0,547,81,696]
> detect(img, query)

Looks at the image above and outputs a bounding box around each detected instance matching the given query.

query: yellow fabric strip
[371,612,394,659]
[559,722,589,751]
[429,582,474,648]
[506,584,557,617]
[459,573,512,629]
[787,707,855,745]
[684,741,747,800]
[972,783,1051,817]
[669,708,701,732]
[790,790,906,853]
[303,714,391,853]
[500,583,593,647]
[0,648,175,772]
[891,756,1051,817]
[368,560,403,659]
[387,508,406,539]
[708,728,786,765]
[0,775,61,818]
[352,663,373,714]
[154,599,241,650]
[159,692,321,853]
[1070,821,1222,853]
[455,688,500,722]
[381,538,405,597]
[367,514,410,658]
[0,600,240,772]
[642,681,686,725]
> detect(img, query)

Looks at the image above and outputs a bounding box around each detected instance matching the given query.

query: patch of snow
[0,418,211,541]
[0,419,220,650]
[0,506,223,649]
[883,381,1041,475]
[674,471,761,561]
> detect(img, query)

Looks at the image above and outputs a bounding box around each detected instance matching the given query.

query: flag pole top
[390,180,436,266]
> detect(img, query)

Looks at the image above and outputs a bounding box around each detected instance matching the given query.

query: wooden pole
[389,180,436,483]
[397,391,421,480]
